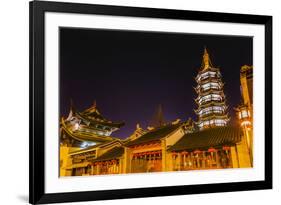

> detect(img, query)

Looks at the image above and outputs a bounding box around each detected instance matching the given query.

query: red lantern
[194,150,201,154]
[208,147,216,152]
[223,146,230,151]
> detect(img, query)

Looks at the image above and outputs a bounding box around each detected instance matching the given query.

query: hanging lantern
[235,104,251,128]
[223,146,230,151]
[208,147,216,152]
[194,149,201,154]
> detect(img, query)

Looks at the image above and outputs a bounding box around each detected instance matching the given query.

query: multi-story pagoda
[195,48,229,130]
[60,101,125,148]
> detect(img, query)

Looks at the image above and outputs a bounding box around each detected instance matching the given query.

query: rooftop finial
[202,47,212,70]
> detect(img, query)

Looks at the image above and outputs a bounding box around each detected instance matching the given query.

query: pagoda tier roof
[195,99,226,107]
[196,77,223,85]
[125,123,182,147]
[168,126,241,152]
[195,91,225,101]
[61,119,115,143]
[195,84,224,93]
[92,146,124,162]
[194,105,227,114]
[196,67,220,78]
[195,101,226,109]
[198,114,230,121]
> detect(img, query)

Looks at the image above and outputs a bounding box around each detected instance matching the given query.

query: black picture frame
[29,0,272,204]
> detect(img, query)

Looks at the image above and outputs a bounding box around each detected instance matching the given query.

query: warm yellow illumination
[241,120,251,127]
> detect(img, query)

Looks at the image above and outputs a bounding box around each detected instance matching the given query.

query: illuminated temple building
[60,48,253,177]
[59,101,125,176]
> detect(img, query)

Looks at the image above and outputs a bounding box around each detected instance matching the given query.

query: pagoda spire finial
[202,47,212,70]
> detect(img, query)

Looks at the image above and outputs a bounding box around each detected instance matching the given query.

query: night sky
[59,27,253,139]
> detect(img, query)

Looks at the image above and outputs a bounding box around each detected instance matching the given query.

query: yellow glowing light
[241,121,251,127]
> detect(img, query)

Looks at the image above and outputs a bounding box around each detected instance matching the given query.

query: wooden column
[202,152,206,169]
[96,164,100,175]
[161,140,166,172]
[183,153,186,170]
[91,164,94,175]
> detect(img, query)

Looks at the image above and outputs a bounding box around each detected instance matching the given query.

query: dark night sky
[59,28,253,139]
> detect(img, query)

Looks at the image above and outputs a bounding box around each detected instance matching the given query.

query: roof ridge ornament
[86,100,100,115]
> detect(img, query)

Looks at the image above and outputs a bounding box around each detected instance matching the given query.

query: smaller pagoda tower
[194,48,229,130]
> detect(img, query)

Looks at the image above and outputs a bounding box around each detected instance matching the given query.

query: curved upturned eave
[61,119,114,143]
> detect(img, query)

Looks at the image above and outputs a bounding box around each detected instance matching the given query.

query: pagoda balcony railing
[196,92,225,101]
[199,75,217,81]
[198,110,225,118]
[197,77,223,85]
[195,105,227,113]
[199,114,229,122]
[195,101,226,109]
[198,122,227,129]
[197,87,223,94]
[196,68,220,80]
[197,97,224,104]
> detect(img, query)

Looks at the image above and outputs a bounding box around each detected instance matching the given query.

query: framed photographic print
[29,0,272,204]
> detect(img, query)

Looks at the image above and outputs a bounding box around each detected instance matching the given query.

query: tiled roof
[169,126,241,152]
[77,112,125,128]
[93,146,124,162]
[125,123,182,147]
